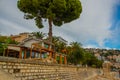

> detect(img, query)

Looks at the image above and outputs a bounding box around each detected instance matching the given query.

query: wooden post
[48,44,52,58]
[60,54,62,64]
[55,53,57,60]
[54,53,57,63]
[64,55,67,64]
[30,45,32,58]
[40,49,42,59]
[19,48,22,59]
[34,52,36,58]
[7,48,9,57]
[49,52,52,58]
[24,49,26,59]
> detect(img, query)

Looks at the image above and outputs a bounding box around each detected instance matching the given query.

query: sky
[0,0,120,49]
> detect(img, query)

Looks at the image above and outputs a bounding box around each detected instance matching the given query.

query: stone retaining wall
[0,57,98,80]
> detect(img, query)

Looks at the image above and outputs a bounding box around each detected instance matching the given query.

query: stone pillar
[103,62,111,78]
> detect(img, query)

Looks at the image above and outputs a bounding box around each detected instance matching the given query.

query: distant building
[94,53,101,60]
[57,36,68,44]
[10,32,32,43]
[116,55,120,63]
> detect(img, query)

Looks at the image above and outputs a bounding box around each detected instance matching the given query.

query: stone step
[0,61,99,80]
[14,72,71,80]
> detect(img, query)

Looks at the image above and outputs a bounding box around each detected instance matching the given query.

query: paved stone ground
[0,69,19,80]
[88,75,120,80]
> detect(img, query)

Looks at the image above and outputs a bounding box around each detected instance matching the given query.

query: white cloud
[0,0,46,35]
[53,0,118,47]
[110,21,120,45]
[0,0,119,48]
[83,44,99,49]
[0,18,32,35]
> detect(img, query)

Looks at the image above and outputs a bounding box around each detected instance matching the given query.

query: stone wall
[0,57,98,80]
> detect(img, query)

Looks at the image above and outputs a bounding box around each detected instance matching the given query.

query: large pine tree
[17,0,82,42]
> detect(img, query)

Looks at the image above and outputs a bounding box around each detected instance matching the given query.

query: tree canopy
[32,31,46,39]
[52,36,67,52]
[67,42,84,65]
[0,36,18,56]
[17,0,82,42]
[66,41,103,67]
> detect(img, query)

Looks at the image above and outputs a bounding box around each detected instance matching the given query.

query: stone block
[8,66,12,69]
[2,65,7,69]
[8,69,13,73]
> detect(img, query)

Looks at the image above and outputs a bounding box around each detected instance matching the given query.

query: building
[5,36,67,64]
[10,32,31,43]
[57,36,68,44]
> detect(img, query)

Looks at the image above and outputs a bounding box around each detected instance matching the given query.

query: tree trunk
[48,18,52,42]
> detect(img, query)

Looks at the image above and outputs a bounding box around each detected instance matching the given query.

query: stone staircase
[0,57,76,80]
[0,57,99,80]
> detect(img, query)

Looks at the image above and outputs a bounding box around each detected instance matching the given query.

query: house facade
[5,36,67,64]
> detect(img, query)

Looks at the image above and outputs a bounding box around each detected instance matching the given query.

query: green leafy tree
[0,43,4,56]
[2,38,11,56]
[82,51,103,68]
[0,37,18,56]
[67,42,84,65]
[0,36,8,56]
[0,36,7,43]
[67,42,103,67]
[17,0,82,42]
[70,42,82,49]
[82,52,92,65]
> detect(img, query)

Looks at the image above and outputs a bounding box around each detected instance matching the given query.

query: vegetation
[0,32,103,67]
[102,51,114,57]
[83,52,103,68]
[0,36,7,43]
[66,42,103,68]
[32,31,46,39]
[0,36,18,44]
[52,36,67,53]
[52,38,103,67]
[0,43,4,56]
[17,0,82,42]
[67,42,83,64]
[0,36,18,56]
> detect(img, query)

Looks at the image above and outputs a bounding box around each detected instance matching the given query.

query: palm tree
[70,42,82,49]
[32,31,46,39]
[52,36,67,53]
[67,42,84,65]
